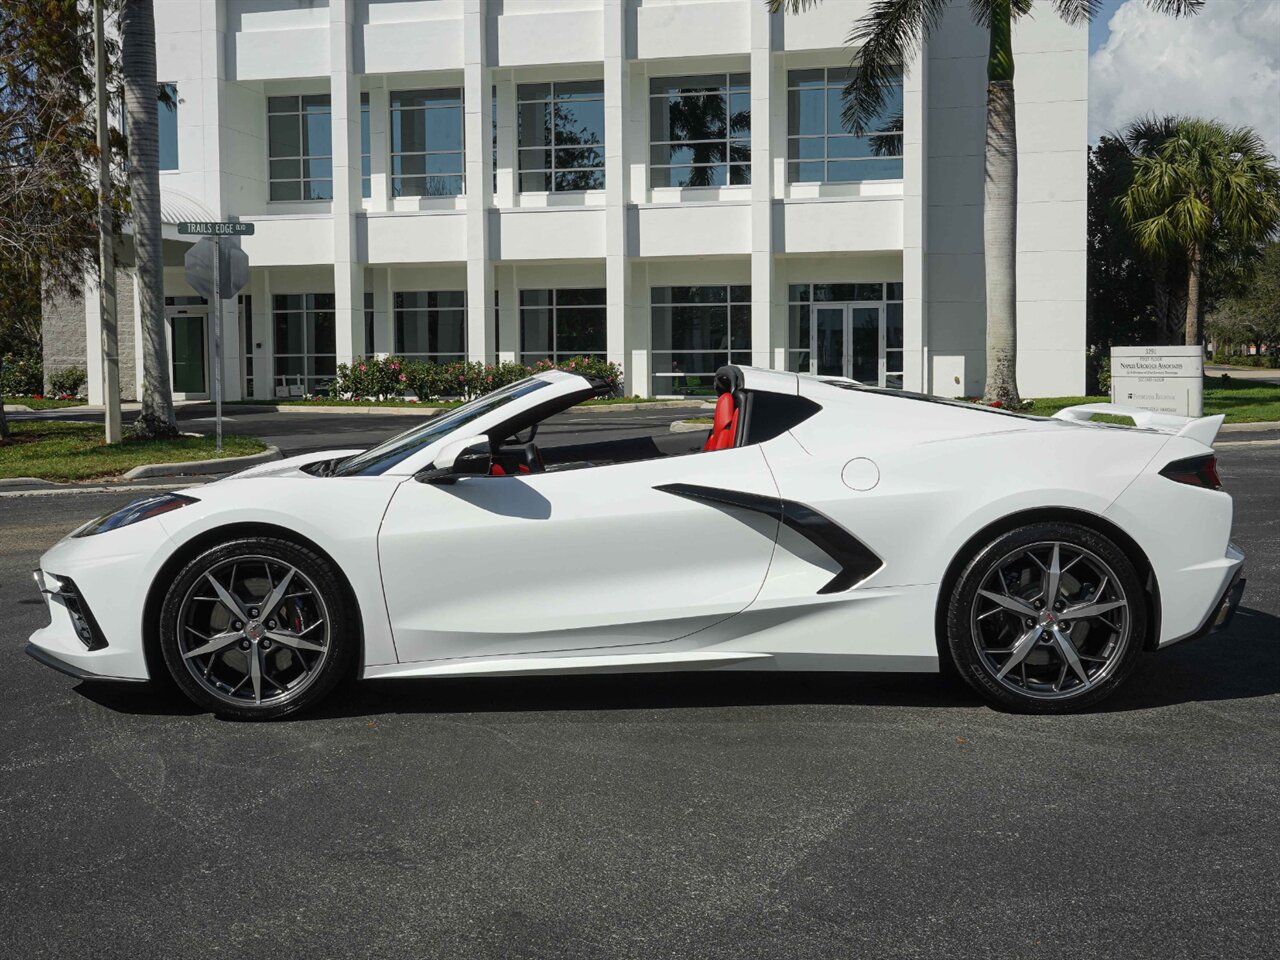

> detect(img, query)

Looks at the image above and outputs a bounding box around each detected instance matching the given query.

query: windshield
[332,377,552,477]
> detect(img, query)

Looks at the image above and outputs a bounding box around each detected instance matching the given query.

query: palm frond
[840,0,947,135]
[968,0,1035,29]
[766,0,824,14]
[1142,0,1204,15]
[1049,0,1104,27]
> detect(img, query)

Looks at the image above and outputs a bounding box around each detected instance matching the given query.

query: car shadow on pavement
[74,607,1279,720]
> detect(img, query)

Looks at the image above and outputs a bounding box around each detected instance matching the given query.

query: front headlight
[74,493,199,537]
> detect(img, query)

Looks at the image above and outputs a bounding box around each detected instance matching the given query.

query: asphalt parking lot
[0,435,1276,960]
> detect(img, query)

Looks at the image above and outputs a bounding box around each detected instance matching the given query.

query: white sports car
[28,366,1245,719]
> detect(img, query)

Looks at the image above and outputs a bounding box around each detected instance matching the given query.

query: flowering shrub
[330,355,625,402]
[1,350,43,397]
[48,366,87,399]
[328,355,410,401]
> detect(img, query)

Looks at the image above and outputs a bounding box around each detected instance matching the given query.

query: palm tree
[769,0,1203,404]
[121,0,177,437]
[1120,117,1280,346]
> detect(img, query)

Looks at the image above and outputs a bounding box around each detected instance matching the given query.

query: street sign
[182,236,251,453]
[177,221,255,236]
[1111,345,1205,417]
[184,237,248,302]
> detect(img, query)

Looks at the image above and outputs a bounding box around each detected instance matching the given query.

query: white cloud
[1089,0,1280,158]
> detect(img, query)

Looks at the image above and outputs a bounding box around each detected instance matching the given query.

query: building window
[268,95,333,201]
[121,84,180,171]
[786,283,904,388]
[158,82,179,170]
[239,294,254,397]
[364,290,375,355]
[390,88,464,198]
[360,92,371,199]
[519,289,606,366]
[649,74,750,188]
[394,291,466,362]
[517,80,605,192]
[787,68,903,183]
[273,293,336,395]
[651,286,751,395]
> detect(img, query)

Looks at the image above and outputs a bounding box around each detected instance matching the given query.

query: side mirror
[416,435,492,485]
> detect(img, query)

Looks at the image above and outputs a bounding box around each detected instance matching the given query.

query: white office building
[44,0,1088,402]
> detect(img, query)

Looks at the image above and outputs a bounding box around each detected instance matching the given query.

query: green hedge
[328,355,623,402]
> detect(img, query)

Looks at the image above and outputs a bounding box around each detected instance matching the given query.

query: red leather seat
[703,392,739,452]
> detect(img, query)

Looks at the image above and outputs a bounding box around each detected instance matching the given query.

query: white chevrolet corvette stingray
[28,366,1245,719]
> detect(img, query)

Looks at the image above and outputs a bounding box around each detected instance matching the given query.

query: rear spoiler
[1052,403,1225,446]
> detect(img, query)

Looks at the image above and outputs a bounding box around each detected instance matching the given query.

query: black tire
[159,536,357,721]
[945,521,1147,714]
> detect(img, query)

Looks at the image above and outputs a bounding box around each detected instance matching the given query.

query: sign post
[1110,345,1205,417]
[181,222,253,451]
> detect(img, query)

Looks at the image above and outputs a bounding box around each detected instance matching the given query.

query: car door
[378,444,780,664]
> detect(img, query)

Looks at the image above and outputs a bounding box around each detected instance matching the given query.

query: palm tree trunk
[122,0,177,438]
[982,0,1020,404]
[1184,240,1202,346]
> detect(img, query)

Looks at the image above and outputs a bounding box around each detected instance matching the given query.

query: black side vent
[53,576,108,651]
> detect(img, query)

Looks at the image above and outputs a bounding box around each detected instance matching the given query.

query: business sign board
[1110,345,1204,417]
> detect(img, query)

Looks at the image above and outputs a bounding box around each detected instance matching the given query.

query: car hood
[215,449,366,481]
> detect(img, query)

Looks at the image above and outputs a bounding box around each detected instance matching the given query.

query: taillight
[1159,454,1222,490]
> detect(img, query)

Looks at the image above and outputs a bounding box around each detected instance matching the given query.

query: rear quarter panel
[761,392,1172,657]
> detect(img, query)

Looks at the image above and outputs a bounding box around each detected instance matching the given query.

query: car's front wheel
[159,536,356,720]
[945,522,1147,713]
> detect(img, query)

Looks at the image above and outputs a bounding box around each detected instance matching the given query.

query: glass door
[847,307,879,384]
[808,304,886,385]
[813,306,846,377]
[169,311,208,397]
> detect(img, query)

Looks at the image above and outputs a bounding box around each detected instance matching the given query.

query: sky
[1088,0,1280,157]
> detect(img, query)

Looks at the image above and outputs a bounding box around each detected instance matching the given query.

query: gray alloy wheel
[160,538,356,720]
[946,522,1147,713]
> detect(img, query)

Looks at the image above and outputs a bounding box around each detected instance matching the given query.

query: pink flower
[399,374,407,382]
[358,363,367,372]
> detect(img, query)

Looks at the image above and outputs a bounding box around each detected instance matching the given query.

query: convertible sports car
[28,366,1244,719]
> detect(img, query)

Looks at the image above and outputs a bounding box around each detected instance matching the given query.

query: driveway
[0,443,1276,959]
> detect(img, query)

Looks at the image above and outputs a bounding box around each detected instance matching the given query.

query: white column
[84,274,104,405]
[604,0,631,391]
[463,0,493,363]
[331,0,363,366]
[132,268,145,400]
[217,294,241,401]
[494,74,516,208]
[902,45,928,392]
[497,263,519,362]
[368,82,390,213]
[250,268,272,399]
[749,0,775,369]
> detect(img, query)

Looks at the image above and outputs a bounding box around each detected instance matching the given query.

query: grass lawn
[4,398,87,410]
[1025,377,1280,424]
[0,421,266,482]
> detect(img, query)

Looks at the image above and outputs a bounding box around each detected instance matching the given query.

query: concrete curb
[229,399,712,416]
[1219,421,1280,433]
[121,445,283,480]
[0,477,54,488]
[2,405,33,413]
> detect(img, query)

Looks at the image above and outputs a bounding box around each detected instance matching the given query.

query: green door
[171,314,207,394]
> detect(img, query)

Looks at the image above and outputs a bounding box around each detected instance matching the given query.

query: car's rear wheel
[159,537,356,720]
[945,522,1147,713]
